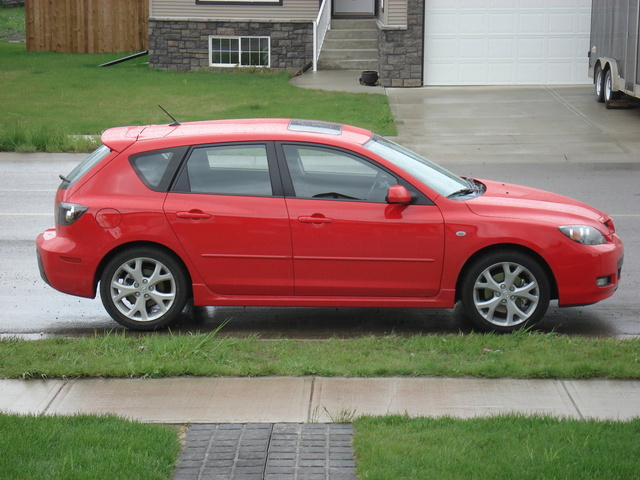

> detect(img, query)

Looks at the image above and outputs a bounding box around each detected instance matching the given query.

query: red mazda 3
[36,119,623,332]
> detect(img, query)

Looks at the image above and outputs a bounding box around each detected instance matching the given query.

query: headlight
[558,225,606,245]
[57,202,88,226]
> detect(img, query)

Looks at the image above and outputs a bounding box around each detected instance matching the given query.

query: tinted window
[182,145,272,196]
[60,145,111,190]
[130,147,187,192]
[282,145,396,203]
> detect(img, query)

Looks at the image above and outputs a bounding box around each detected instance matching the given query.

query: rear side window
[59,145,111,190]
[130,147,187,192]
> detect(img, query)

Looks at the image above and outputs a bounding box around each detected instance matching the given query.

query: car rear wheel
[461,250,550,333]
[100,247,188,330]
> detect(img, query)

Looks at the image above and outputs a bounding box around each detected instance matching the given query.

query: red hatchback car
[37,119,623,332]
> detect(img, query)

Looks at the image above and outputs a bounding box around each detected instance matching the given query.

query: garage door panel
[548,12,576,32]
[517,38,545,58]
[548,37,576,57]
[424,0,592,85]
[488,38,515,58]
[490,14,517,34]
[516,63,545,83]
[486,63,515,83]
[460,13,484,33]
[519,13,545,32]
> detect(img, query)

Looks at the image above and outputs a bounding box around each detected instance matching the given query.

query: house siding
[378,0,423,87]
[149,18,313,71]
[150,0,317,20]
[380,0,407,28]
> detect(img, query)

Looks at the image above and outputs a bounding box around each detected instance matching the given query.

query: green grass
[354,415,640,479]
[4,413,639,480]
[1,331,639,379]
[0,5,24,42]
[0,41,395,152]
[0,414,180,480]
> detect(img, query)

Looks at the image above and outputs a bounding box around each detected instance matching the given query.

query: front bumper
[555,234,624,307]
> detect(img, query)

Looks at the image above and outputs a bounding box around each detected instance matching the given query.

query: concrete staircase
[317,19,379,71]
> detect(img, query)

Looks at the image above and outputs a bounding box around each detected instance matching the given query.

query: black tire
[604,69,620,109]
[460,250,550,333]
[100,246,189,330]
[594,65,605,103]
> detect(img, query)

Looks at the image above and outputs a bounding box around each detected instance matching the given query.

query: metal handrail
[313,0,331,72]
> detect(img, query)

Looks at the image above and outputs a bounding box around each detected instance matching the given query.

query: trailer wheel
[594,65,605,103]
[604,69,621,108]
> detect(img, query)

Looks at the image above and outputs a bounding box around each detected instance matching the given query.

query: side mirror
[386,185,413,204]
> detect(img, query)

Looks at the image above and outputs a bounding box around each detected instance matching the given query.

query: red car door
[281,144,445,297]
[164,144,294,296]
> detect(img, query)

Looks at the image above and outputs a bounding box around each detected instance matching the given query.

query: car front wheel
[100,247,188,330]
[461,251,550,333]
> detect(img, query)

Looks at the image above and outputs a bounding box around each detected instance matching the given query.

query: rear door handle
[176,210,211,220]
[298,215,333,224]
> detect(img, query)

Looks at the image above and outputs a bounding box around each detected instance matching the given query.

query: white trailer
[589,0,640,107]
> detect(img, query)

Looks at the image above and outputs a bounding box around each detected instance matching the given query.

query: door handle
[176,210,211,220]
[298,215,333,224]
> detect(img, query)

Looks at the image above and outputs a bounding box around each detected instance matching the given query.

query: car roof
[101,118,374,152]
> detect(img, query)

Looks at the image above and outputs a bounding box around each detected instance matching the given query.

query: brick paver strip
[173,423,356,480]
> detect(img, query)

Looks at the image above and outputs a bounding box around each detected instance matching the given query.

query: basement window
[209,36,271,68]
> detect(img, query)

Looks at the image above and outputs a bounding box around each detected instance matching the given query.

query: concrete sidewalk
[2,376,639,423]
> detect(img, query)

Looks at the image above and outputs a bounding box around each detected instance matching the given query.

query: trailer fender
[596,58,621,92]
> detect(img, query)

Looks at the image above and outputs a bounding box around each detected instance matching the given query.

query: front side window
[210,36,270,67]
[177,144,273,197]
[282,144,396,203]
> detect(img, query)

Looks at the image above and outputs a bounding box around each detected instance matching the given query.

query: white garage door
[423,0,592,85]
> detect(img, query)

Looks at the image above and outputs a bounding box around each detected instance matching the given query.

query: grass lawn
[0,414,180,480]
[0,5,24,42]
[0,41,395,152]
[1,331,639,379]
[2,412,639,480]
[354,415,640,479]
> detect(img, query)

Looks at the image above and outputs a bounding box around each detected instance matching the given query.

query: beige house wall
[150,0,318,21]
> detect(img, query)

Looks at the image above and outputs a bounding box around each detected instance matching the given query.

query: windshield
[364,135,468,197]
[59,145,111,190]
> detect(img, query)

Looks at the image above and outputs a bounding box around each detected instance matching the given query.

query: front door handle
[298,215,333,224]
[176,210,211,220]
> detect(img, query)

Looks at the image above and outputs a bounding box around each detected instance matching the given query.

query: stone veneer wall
[378,0,424,87]
[149,19,314,71]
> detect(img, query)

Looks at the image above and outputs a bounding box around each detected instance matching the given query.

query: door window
[177,144,273,196]
[282,144,396,203]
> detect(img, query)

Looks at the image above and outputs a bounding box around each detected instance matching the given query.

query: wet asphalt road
[1,153,638,339]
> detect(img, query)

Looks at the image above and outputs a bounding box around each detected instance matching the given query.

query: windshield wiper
[59,174,71,183]
[447,178,479,198]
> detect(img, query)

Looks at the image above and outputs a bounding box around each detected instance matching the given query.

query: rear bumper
[36,229,98,299]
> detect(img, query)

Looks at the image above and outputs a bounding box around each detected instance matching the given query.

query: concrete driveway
[386,85,640,165]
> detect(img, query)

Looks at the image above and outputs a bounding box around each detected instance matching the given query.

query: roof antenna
[158,104,180,126]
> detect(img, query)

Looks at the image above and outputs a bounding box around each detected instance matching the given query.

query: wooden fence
[26,0,148,53]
